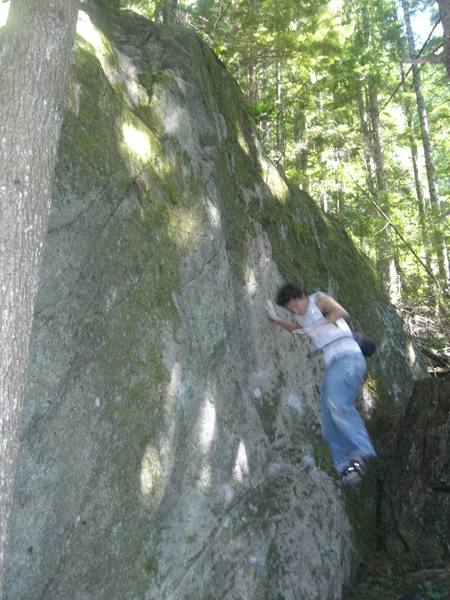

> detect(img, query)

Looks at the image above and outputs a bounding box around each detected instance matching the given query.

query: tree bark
[400,63,432,276]
[355,5,401,300]
[437,0,450,77]
[367,81,401,303]
[293,111,309,193]
[275,60,285,160]
[356,82,377,198]
[0,0,79,591]
[162,0,178,25]
[320,190,328,213]
[401,0,450,285]
[248,62,258,104]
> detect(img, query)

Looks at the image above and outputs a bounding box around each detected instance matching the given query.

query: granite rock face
[4,3,426,599]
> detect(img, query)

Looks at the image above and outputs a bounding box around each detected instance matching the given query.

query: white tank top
[294,292,361,365]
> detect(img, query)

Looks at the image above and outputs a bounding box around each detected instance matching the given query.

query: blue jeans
[320,353,377,475]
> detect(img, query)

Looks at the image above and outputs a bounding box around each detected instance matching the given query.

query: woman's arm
[265,300,299,333]
[315,294,349,324]
[270,317,299,333]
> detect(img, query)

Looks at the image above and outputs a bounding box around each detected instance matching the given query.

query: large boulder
[4,3,426,599]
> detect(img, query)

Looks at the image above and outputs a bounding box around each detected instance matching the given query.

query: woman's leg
[320,354,377,475]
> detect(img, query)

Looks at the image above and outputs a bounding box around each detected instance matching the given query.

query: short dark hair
[276,283,307,307]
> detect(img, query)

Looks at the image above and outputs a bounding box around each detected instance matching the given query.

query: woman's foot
[341,460,365,487]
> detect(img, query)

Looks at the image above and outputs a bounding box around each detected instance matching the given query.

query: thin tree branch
[380,19,441,113]
[433,208,450,224]
[341,164,444,290]
[212,0,232,35]
[374,221,390,236]
[411,46,445,65]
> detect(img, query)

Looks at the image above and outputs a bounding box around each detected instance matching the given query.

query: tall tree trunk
[0,0,79,591]
[197,0,209,19]
[367,84,388,193]
[334,180,344,215]
[408,125,432,270]
[367,81,402,303]
[275,60,285,161]
[320,190,328,213]
[357,6,400,301]
[294,111,309,192]
[248,62,258,104]
[400,64,432,276]
[401,0,450,285]
[155,0,178,25]
[437,0,450,77]
[356,82,377,198]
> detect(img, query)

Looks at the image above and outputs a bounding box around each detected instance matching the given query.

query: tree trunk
[320,190,328,213]
[293,111,309,193]
[401,0,450,285]
[400,64,432,276]
[437,0,450,77]
[367,81,401,303]
[197,0,209,19]
[356,82,377,198]
[248,62,258,104]
[408,126,432,269]
[0,0,79,590]
[164,0,178,25]
[275,60,285,161]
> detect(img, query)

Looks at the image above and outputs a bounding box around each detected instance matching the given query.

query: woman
[266,283,377,487]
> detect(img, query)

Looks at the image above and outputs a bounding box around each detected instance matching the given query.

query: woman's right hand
[265,300,278,321]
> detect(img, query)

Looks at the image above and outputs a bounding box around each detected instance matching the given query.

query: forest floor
[344,552,450,599]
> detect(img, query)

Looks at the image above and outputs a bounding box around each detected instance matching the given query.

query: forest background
[94,0,450,321]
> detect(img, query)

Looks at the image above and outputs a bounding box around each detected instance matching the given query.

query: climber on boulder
[266,283,377,488]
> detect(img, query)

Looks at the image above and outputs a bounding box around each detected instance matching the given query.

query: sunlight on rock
[361,383,375,417]
[77,11,105,54]
[78,11,148,108]
[262,158,289,202]
[163,109,182,136]
[140,446,162,500]
[245,268,258,299]
[198,463,212,491]
[167,208,199,250]
[77,10,121,86]
[167,361,182,400]
[220,483,234,506]
[236,124,250,156]
[122,123,151,162]
[199,394,216,452]
[406,341,419,368]
[0,1,9,27]
[287,392,303,414]
[233,439,249,483]
[248,553,266,569]
[66,81,81,117]
[206,199,221,228]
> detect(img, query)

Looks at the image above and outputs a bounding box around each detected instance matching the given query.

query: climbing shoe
[341,461,364,488]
